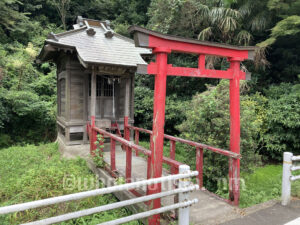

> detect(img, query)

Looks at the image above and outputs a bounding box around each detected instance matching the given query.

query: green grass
[238,165,300,208]
[138,140,300,208]
[0,143,139,225]
[239,165,282,208]
[215,164,300,208]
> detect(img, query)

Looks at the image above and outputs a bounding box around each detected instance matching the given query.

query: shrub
[177,80,265,191]
[0,40,57,146]
[1,89,56,145]
[260,83,300,161]
[134,86,187,135]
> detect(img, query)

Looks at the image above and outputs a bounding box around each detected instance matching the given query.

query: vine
[92,134,105,168]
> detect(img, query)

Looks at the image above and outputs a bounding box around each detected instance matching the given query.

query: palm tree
[147,0,272,67]
[147,0,272,45]
[197,0,271,46]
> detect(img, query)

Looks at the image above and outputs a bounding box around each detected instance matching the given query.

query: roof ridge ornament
[100,20,114,38]
[77,16,84,27]
[47,32,58,41]
[84,20,96,36]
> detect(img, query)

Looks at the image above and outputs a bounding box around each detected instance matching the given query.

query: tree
[50,0,70,30]
[259,15,300,47]
[0,0,29,42]
[257,0,300,47]
[254,0,300,85]
[0,0,28,30]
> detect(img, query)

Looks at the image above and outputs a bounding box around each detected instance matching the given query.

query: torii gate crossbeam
[129,26,256,225]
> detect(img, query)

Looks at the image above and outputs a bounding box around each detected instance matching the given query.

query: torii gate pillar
[147,47,170,224]
[229,58,241,205]
[129,25,256,225]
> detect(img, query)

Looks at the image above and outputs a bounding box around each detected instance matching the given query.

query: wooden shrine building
[37,16,150,147]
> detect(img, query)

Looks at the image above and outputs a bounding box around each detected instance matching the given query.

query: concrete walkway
[102,144,240,225]
[61,141,300,225]
[220,200,300,225]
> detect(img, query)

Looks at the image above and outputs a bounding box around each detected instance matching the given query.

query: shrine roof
[37,17,151,68]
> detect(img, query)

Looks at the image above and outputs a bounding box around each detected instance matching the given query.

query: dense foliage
[0,25,59,147]
[261,82,300,160]
[134,82,187,135]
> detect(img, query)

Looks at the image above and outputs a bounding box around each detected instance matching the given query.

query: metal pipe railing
[23,186,199,225]
[0,165,198,225]
[291,165,300,171]
[282,152,300,205]
[292,156,300,161]
[99,199,198,225]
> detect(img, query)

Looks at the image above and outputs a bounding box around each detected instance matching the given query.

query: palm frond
[210,7,241,24]
[219,16,237,33]
[198,27,213,40]
[254,46,270,69]
[223,8,241,19]
[205,55,220,70]
[235,30,252,45]
[194,3,210,18]
[249,12,268,32]
[238,1,252,17]
[210,7,225,23]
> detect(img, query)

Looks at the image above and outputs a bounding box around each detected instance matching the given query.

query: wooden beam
[90,67,97,119]
[124,78,131,117]
[140,63,246,80]
[66,67,71,122]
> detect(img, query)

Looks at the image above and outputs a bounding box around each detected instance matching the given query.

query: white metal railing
[282,152,300,205]
[0,165,198,225]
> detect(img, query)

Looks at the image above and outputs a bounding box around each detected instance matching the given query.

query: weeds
[0,143,139,225]
[92,134,105,168]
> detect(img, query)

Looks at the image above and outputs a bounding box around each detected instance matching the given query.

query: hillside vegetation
[0,143,139,225]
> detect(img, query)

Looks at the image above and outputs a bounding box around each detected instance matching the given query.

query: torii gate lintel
[129,25,256,225]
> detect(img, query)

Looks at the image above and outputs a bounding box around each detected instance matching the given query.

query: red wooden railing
[125,121,241,203]
[87,117,241,204]
[87,119,183,184]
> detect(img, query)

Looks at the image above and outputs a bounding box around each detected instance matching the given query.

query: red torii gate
[129,26,256,224]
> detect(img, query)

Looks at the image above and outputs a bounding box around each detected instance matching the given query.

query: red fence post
[148,48,169,225]
[135,130,139,156]
[170,140,176,174]
[229,58,241,206]
[124,117,132,183]
[90,116,97,156]
[110,138,116,171]
[196,147,204,188]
